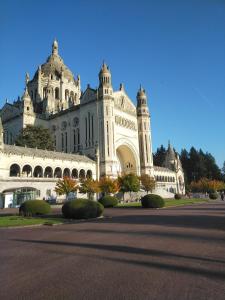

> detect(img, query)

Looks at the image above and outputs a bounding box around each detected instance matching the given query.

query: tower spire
[52,39,58,55]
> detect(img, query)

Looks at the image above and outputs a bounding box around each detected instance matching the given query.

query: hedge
[174,193,182,200]
[209,193,218,200]
[62,199,104,219]
[141,194,165,208]
[19,200,51,216]
[99,195,118,208]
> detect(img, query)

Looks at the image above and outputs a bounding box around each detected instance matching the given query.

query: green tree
[222,161,225,181]
[153,145,166,166]
[118,173,140,201]
[180,147,223,185]
[15,125,55,150]
[55,177,78,199]
[140,174,156,194]
[79,178,100,200]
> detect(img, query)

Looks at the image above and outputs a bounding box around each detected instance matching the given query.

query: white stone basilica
[0,40,185,206]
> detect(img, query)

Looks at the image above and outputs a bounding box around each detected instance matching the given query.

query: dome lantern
[52,39,58,55]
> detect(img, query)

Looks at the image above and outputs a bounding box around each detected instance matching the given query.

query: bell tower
[21,78,34,115]
[97,62,117,176]
[0,116,3,150]
[137,86,153,175]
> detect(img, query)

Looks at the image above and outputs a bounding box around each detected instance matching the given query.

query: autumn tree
[15,125,55,150]
[190,178,225,193]
[79,178,100,200]
[140,174,156,194]
[118,173,140,201]
[99,177,119,196]
[55,177,78,200]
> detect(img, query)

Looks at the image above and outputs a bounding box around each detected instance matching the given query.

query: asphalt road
[0,201,225,300]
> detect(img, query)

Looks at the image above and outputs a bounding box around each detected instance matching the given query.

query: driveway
[0,201,225,300]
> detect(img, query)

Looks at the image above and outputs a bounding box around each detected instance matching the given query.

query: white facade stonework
[0,40,185,206]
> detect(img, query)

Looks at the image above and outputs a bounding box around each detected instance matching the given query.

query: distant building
[0,40,185,207]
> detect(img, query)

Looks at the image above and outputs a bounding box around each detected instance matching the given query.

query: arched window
[70,91,74,98]
[72,169,78,179]
[63,168,70,177]
[43,88,47,98]
[9,164,20,177]
[55,87,59,99]
[79,169,85,179]
[65,89,69,101]
[86,170,92,179]
[44,167,53,178]
[54,167,62,178]
[22,165,32,177]
[33,166,43,178]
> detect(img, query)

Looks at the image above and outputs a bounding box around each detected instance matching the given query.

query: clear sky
[0,0,224,167]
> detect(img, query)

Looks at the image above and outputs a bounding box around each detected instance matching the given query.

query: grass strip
[0,216,65,228]
[117,198,210,208]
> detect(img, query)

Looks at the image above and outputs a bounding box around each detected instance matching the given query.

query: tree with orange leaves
[79,178,100,200]
[99,176,119,196]
[140,174,156,194]
[190,178,225,193]
[55,177,78,199]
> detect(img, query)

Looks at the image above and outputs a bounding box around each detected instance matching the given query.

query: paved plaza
[0,201,225,300]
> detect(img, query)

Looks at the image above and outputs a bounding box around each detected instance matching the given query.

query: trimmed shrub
[141,194,165,208]
[174,193,182,200]
[99,195,118,208]
[62,199,104,219]
[209,192,218,200]
[19,200,51,216]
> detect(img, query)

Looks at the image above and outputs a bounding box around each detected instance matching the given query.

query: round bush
[19,200,51,216]
[209,192,218,200]
[174,193,182,200]
[141,194,165,208]
[99,195,118,208]
[62,199,104,219]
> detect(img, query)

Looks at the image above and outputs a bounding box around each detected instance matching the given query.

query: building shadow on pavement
[73,228,225,244]
[100,214,225,231]
[12,238,225,281]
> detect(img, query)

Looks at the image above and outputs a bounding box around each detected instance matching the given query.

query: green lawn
[0,216,65,228]
[117,198,210,208]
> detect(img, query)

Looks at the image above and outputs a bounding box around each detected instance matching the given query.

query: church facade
[0,40,185,206]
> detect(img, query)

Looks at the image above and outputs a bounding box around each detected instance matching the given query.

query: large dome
[33,40,75,82]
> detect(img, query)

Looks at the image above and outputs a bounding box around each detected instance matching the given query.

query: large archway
[116,145,138,176]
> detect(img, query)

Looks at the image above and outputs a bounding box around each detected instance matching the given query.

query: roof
[1,144,95,164]
[32,41,75,82]
[167,143,176,160]
[154,166,174,172]
[33,54,74,82]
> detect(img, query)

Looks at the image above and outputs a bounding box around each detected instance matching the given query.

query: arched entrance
[116,145,138,175]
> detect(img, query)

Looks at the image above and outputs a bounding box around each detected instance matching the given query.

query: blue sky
[0,0,224,167]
